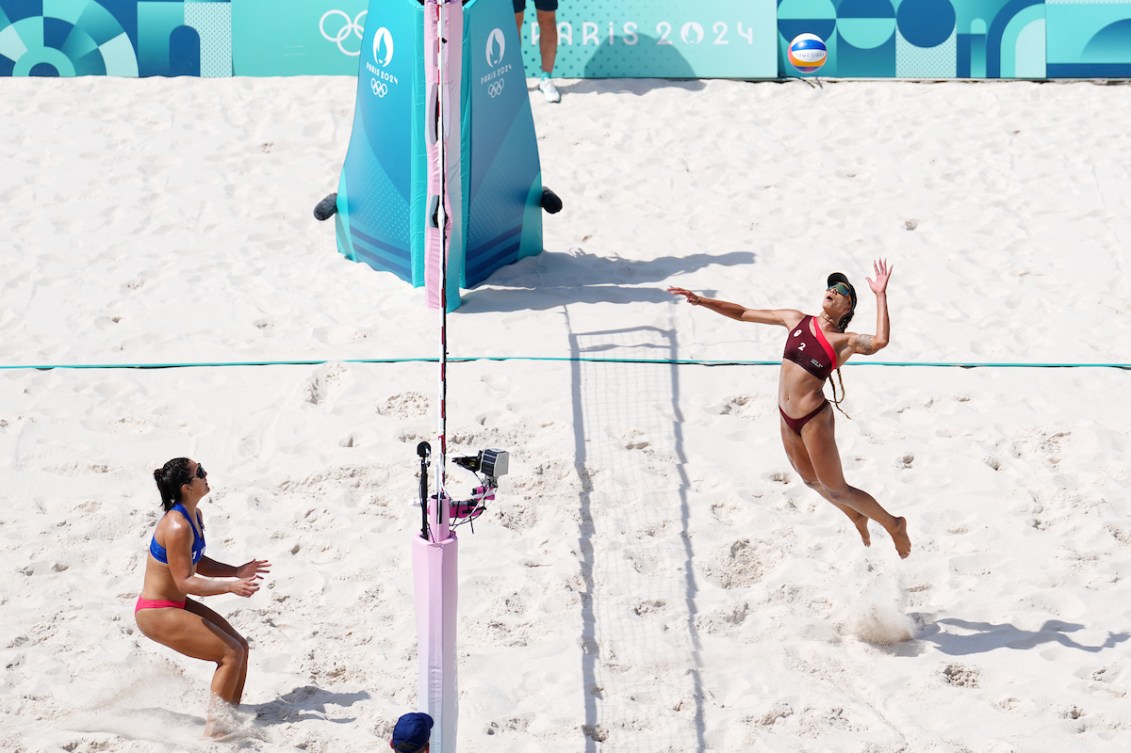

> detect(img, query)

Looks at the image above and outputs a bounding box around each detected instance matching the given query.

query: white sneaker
[538,77,561,103]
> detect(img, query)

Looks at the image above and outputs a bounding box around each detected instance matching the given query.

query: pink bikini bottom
[135,597,187,614]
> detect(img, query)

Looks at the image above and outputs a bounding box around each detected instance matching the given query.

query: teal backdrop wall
[231,0,367,76]
[777,0,1051,79]
[0,0,231,77]
[1046,0,1131,77]
[514,0,779,78]
[1,0,1129,78]
[773,0,1131,78]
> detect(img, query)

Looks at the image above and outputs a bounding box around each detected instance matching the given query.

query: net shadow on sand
[569,321,706,753]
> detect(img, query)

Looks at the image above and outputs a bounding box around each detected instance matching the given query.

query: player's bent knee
[823,485,851,503]
[220,640,246,666]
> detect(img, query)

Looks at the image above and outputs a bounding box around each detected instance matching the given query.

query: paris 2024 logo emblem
[364,26,398,98]
[319,10,396,97]
[482,28,510,98]
[372,27,394,68]
[486,28,505,67]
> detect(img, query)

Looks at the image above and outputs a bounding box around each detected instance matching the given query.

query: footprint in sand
[704,539,766,590]
[622,429,650,450]
[942,663,980,687]
[719,395,756,415]
[632,599,666,616]
[378,391,429,418]
[1105,525,1131,545]
[305,363,349,406]
[695,603,751,635]
[503,716,531,732]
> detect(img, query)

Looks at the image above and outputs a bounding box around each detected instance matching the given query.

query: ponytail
[831,310,855,420]
[830,368,851,420]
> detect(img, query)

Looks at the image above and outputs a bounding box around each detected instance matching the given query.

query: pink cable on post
[419,8,463,752]
[424,0,464,311]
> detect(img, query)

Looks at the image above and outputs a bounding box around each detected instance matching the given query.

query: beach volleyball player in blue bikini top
[134,458,271,737]
[149,503,206,565]
[667,259,911,559]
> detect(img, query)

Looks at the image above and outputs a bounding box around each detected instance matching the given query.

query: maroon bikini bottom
[779,400,830,434]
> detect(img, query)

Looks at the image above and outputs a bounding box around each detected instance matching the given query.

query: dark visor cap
[827,272,857,310]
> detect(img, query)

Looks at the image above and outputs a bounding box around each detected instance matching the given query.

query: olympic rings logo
[320,10,367,57]
[487,80,505,98]
[371,78,388,98]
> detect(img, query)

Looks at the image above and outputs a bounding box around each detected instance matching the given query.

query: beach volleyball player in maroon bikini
[668,259,910,558]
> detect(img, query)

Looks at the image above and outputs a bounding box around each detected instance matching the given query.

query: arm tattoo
[857,334,876,354]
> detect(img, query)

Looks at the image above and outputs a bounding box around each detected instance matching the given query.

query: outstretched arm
[197,556,271,581]
[667,287,801,328]
[851,259,892,355]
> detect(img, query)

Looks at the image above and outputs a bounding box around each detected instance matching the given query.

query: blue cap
[391,712,433,753]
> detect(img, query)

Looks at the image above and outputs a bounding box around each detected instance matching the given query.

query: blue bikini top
[149,503,206,565]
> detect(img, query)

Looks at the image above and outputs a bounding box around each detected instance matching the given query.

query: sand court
[2,76,1131,751]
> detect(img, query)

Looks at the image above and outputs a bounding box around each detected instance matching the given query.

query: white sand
[2,75,1130,753]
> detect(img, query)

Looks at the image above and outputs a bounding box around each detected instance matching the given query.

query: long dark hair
[153,457,194,511]
[831,310,854,419]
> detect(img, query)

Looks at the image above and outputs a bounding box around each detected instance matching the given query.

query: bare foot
[831,503,871,547]
[203,723,230,740]
[889,516,911,559]
[851,513,871,547]
[204,704,243,739]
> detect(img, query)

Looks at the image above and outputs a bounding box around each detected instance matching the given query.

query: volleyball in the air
[787,33,827,74]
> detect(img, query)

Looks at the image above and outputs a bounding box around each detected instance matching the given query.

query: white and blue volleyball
[788,33,827,75]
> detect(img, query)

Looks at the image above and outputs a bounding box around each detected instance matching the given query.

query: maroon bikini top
[782,315,838,381]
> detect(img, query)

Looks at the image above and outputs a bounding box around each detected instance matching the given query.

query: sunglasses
[194,464,207,480]
[828,282,852,298]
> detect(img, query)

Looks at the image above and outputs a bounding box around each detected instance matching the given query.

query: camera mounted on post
[417,446,510,537]
[452,449,509,482]
[447,449,508,524]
